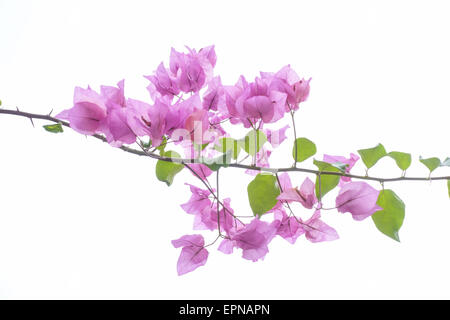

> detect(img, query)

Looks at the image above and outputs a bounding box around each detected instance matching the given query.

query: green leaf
[357,143,387,169]
[372,189,405,242]
[203,150,233,171]
[155,150,183,186]
[388,151,412,171]
[214,137,241,160]
[313,159,341,198]
[331,161,349,173]
[447,180,450,199]
[419,156,441,173]
[156,136,167,153]
[43,123,63,133]
[239,130,267,156]
[292,137,317,162]
[247,173,280,217]
[441,157,450,167]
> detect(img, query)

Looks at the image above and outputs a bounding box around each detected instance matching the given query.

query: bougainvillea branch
[1,107,448,183]
[1,45,449,275]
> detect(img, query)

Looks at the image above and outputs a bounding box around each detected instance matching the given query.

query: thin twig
[216,169,221,235]
[288,104,298,167]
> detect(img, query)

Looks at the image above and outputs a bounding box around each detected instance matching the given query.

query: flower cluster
[56,46,383,276]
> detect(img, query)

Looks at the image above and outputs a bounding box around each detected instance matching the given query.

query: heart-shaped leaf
[357,143,387,169]
[388,151,412,171]
[292,137,317,163]
[247,173,280,217]
[155,150,184,186]
[419,156,441,173]
[372,189,405,242]
[239,130,267,156]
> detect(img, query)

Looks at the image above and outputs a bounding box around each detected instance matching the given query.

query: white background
[0,0,449,299]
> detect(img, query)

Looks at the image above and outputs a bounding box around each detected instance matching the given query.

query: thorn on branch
[29,117,35,127]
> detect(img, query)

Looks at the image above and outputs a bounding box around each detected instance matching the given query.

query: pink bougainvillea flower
[184,109,210,144]
[58,81,138,146]
[193,205,217,231]
[102,81,138,146]
[303,210,339,243]
[335,181,382,221]
[187,45,216,84]
[268,65,301,87]
[145,45,216,99]
[269,172,292,212]
[217,198,242,234]
[169,48,206,93]
[323,153,360,184]
[145,62,180,98]
[236,77,287,124]
[181,184,237,232]
[278,172,293,191]
[262,65,298,108]
[127,97,168,147]
[277,177,317,209]
[124,98,153,136]
[224,75,287,126]
[105,107,136,145]
[169,93,210,144]
[198,45,217,69]
[261,65,311,111]
[100,79,126,109]
[274,208,305,244]
[167,94,201,137]
[291,77,311,106]
[56,86,107,135]
[224,76,249,125]
[242,95,273,123]
[219,218,279,262]
[264,125,289,148]
[217,238,234,255]
[202,76,224,111]
[194,197,239,233]
[180,183,212,215]
[172,234,209,275]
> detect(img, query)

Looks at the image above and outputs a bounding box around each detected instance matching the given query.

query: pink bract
[277,176,317,209]
[219,218,279,262]
[335,181,382,221]
[172,234,209,276]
